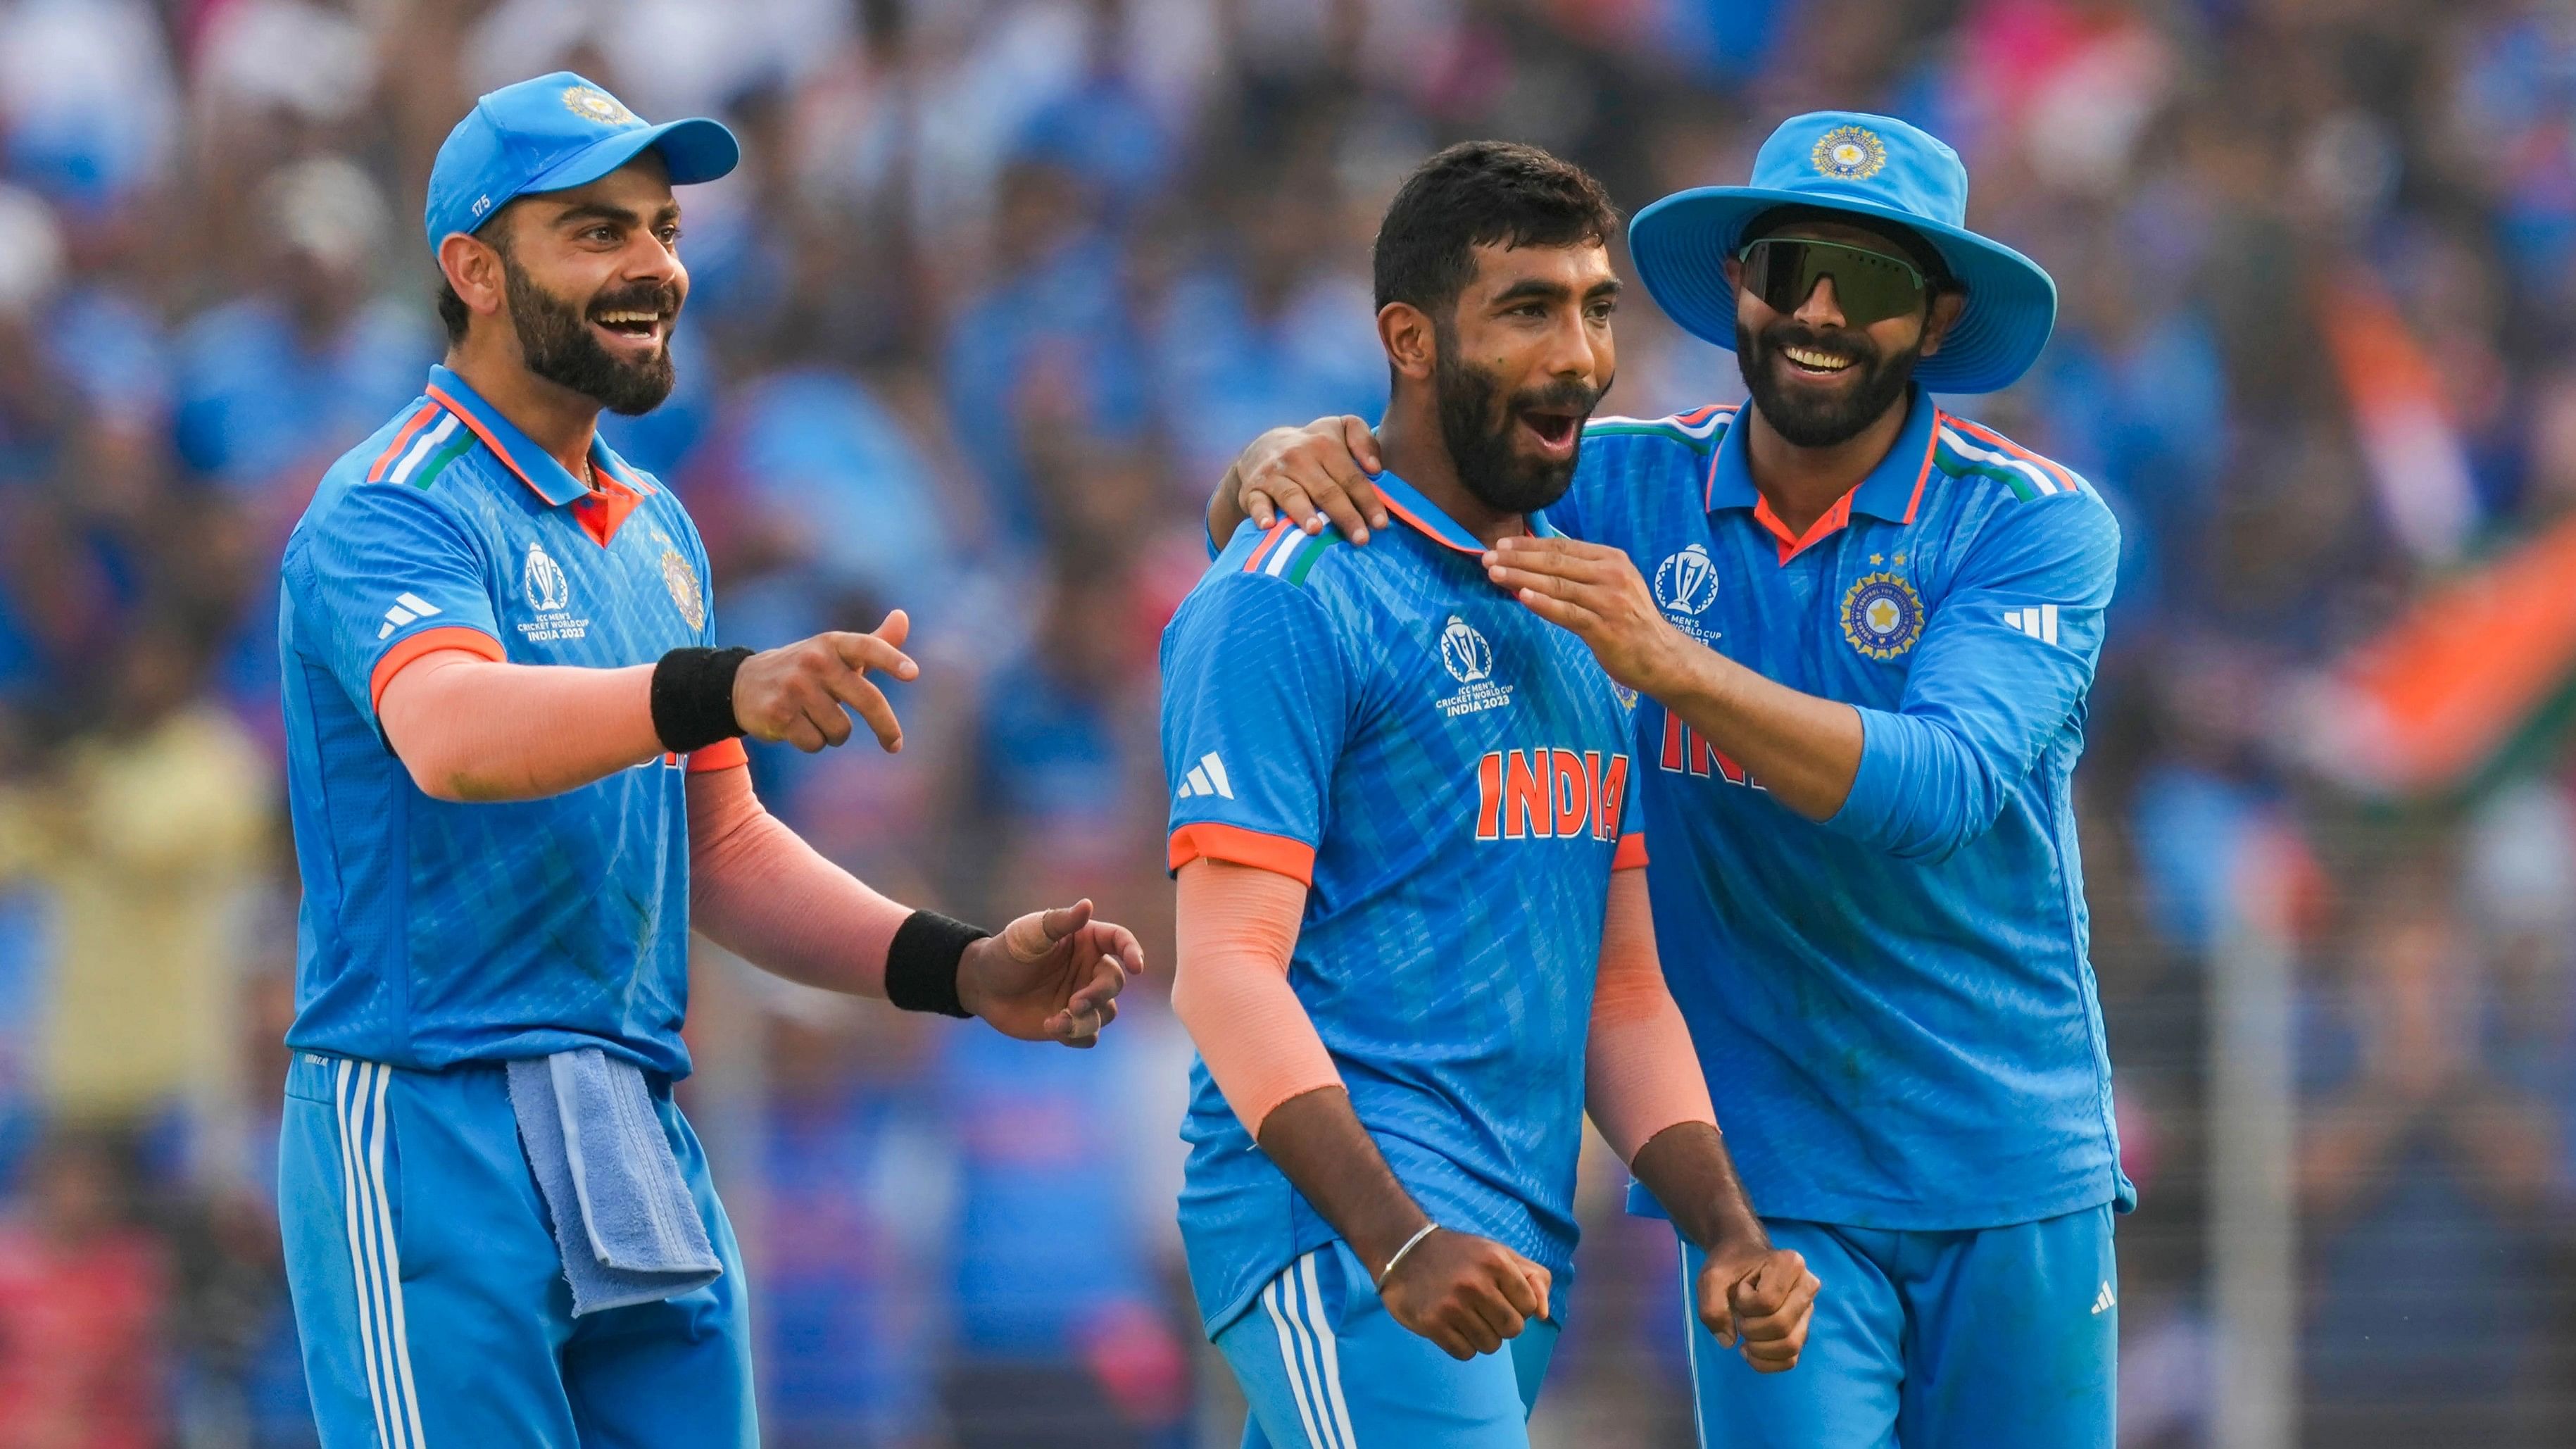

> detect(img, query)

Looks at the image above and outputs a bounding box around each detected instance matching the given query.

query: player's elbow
[1169,960,1221,1039]
[1882,766,2008,864]
[398,748,525,804]
[403,758,487,803]
[1839,717,2012,863]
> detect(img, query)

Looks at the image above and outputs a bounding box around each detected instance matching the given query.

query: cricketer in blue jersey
[1165,142,1816,1449]
[1212,113,2127,1449]
[274,74,1141,1449]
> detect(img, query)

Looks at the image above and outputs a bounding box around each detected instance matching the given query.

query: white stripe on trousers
[1297,1255,1359,1446]
[336,1060,428,1448]
[1260,1250,1360,1448]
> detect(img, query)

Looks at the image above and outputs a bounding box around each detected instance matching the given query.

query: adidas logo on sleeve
[378,592,444,640]
[2001,604,2060,644]
[1176,752,1234,801]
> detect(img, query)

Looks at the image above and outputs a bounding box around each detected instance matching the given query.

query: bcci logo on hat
[1654,545,1719,617]
[1841,572,1923,659]
[563,84,638,127]
[1811,125,1887,180]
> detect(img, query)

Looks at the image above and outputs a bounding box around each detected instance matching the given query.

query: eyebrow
[550,201,681,230]
[1491,275,1623,307]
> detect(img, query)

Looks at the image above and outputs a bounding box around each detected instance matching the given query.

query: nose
[1537,305,1602,386]
[1792,274,1845,329]
[623,230,686,293]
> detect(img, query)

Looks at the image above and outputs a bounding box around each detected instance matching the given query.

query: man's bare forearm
[1644,638,1865,821]
[1628,1120,1768,1255]
[1256,1084,1433,1272]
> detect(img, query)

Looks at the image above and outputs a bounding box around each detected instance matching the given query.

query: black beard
[1735,318,1918,448]
[503,257,679,416]
[1433,332,1604,516]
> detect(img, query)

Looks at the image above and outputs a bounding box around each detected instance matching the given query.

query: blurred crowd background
[0,0,2570,1444]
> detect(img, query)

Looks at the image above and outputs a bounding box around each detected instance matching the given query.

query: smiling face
[1415,239,1621,514]
[1726,218,1962,448]
[465,154,690,415]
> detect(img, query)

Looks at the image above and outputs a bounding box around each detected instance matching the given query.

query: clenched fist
[731,610,918,753]
[1697,1242,1820,1372]
[1378,1228,1554,1360]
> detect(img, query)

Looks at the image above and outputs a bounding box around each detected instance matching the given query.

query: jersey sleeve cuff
[368,626,506,711]
[684,738,750,773]
[1823,705,1911,852]
[1613,832,1649,870]
[1168,822,1317,886]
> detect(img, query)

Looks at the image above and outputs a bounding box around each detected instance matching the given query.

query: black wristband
[651,646,753,754]
[886,910,987,1018]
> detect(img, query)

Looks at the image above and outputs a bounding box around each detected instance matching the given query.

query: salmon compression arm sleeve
[1170,858,1343,1136]
[1583,867,1719,1162]
[374,648,911,996]
[683,763,913,997]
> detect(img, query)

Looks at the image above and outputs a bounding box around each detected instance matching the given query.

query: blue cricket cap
[1627,111,2056,394]
[423,72,739,255]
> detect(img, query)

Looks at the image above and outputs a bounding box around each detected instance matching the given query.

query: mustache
[1752,322,1873,365]
[1504,375,1609,418]
[585,279,682,319]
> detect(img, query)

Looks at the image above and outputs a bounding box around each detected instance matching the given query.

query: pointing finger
[825,630,919,682]
[817,668,903,752]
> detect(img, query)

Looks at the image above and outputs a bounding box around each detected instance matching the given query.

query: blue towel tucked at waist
[506,1048,722,1317]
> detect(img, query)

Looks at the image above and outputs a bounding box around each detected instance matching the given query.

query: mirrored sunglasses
[1735,237,1932,328]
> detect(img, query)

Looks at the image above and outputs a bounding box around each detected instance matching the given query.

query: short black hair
[1373,141,1622,315]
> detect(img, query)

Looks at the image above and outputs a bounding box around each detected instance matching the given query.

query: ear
[1377,301,1437,382]
[1918,287,1968,358]
[437,231,508,327]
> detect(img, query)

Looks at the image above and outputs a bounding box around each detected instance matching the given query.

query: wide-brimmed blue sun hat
[1628,110,2055,394]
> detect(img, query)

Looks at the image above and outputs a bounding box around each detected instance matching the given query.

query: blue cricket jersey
[1160,474,1645,1336]
[1552,389,2133,1231]
[279,365,742,1078]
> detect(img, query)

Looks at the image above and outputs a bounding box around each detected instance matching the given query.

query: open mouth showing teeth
[1521,410,1578,448]
[1783,345,1855,375]
[593,309,663,339]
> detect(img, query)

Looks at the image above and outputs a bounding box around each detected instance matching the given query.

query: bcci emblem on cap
[1811,124,1888,180]
[1841,572,1923,660]
[563,84,637,127]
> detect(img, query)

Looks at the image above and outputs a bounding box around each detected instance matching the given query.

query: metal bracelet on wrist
[1375,1222,1441,1289]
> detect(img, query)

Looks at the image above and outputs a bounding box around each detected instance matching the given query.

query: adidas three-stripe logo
[2002,604,2061,644]
[378,592,444,641]
[1176,752,1233,801]
[2091,1281,2117,1315]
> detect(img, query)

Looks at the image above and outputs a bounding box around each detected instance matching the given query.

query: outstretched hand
[957,900,1145,1048]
